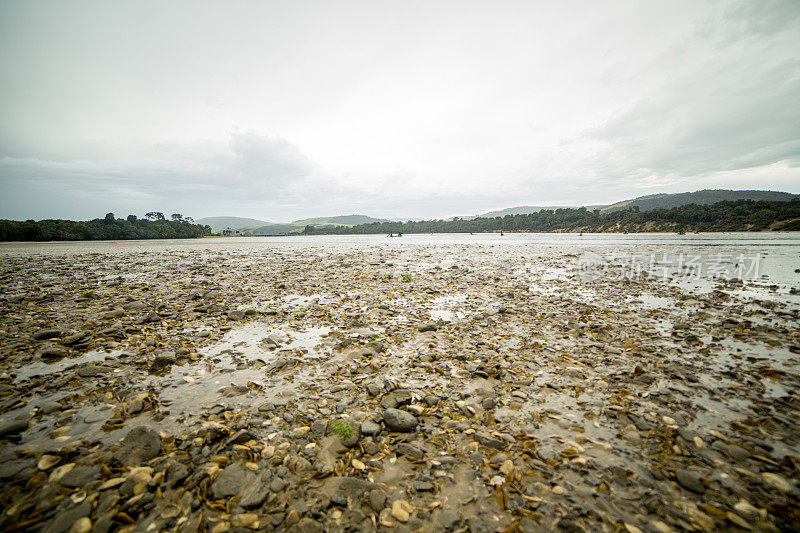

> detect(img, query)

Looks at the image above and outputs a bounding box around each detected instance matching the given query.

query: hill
[243,223,300,236]
[306,198,800,235]
[601,189,798,212]
[290,215,391,226]
[476,205,606,218]
[234,215,392,236]
[0,215,211,241]
[196,216,273,233]
[461,190,796,219]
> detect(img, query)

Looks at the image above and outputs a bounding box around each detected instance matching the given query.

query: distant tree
[127,214,137,222]
[302,224,315,234]
[171,213,183,221]
[184,216,194,223]
[145,212,165,221]
[104,212,115,222]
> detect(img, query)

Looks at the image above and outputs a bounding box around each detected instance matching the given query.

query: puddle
[14,349,125,381]
[152,323,334,416]
[428,293,469,322]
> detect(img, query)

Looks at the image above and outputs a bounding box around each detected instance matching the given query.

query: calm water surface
[2,232,798,296]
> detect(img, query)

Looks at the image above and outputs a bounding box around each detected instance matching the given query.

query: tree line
[304,199,800,235]
[0,213,212,241]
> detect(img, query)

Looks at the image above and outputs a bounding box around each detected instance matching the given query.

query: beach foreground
[1,238,798,532]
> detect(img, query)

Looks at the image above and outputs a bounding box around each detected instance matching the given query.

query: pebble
[383,408,418,432]
[675,469,706,494]
[391,500,413,522]
[1,239,798,533]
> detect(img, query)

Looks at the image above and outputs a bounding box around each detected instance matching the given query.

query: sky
[1,0,798,222]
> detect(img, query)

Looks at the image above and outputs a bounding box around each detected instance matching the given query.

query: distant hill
[305,198,800,235]
[235,214,391,236]
[601,189,799,212]
[291,215,391,226]
[466,190,798,219]
[477,205,606,218]
[197,216,273,233]
[244,223,300,236]
[200,192,798,234]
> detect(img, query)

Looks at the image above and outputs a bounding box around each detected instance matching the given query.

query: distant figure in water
[500,231,504,236]
[579,232,583,236]
[397,232,402,237]
[388,232,393,238]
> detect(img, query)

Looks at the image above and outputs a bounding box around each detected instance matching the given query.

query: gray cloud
[1,0,798,221]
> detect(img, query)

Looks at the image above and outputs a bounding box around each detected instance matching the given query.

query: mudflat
[0,236,798,532]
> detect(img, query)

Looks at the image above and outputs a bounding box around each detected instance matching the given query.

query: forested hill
[306,199,800,234]
[0,213,212,241]
[601,189,798,212]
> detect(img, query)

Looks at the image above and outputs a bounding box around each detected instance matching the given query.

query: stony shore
[0,241,798,532]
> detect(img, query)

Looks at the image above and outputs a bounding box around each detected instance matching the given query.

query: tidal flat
[0,234,798,532]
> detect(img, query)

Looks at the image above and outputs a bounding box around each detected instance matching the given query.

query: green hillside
[290,215,390,226]
[601,189,798,212]
[196,216,273,233]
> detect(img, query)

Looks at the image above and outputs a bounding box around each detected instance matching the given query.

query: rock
[0,418,28,437]
[473,432,505,450]
[103,308,124,319]
[211,462,255,500]
[369,489,387,511]
[383,408,418,432]
[48,463,75,483]
[62,332,90,346]
[227,310,245,321]
[42,503,91,533]
[391,500,413,522]
[112,426,162,466]
[437,509,461,529]
[723,443,751,462]
[366,383,383,397]
[59,465,100,487]
[240,478,269,509]
[38,454,61,470]
[381,389,412,409]
[118,470,152,497]
[395,443,425,460]
[360,420,381,436]
[413,481,434,492]
[122,301,146,311]
[762,472,791,492]
[148,354,176,374]
[363,440,380,455]
[270,477,287,492]
[165,461,190,488]
[675,469,706,494]
[0,459,30,481]
[32,329,61,340]
[37,345,68,359]
[321,477,376,500]
[228,429,256,445]
[622,424,641,444]
[69,517,92,533]
[418,323,438,333]
[135,312,161,325]
[77,365,111,378]
[39,400,61,414]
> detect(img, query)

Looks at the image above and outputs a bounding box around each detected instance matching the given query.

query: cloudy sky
[1,1,798,222]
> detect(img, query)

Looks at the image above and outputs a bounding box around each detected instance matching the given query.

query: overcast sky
[1,1,798,222]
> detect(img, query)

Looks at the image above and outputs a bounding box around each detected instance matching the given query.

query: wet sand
[0,237,798,532]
